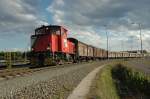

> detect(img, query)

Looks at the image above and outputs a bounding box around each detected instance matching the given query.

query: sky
[0,0,150,52]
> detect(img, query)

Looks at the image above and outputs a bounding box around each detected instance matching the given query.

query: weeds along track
[0,67,51,81]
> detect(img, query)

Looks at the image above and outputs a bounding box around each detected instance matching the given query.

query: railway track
[0,59,122,81]
[0,65,70,81]
[0,62,30,68]
[0,61,93,81]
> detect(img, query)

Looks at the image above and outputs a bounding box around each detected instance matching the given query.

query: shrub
[112,64,150,97]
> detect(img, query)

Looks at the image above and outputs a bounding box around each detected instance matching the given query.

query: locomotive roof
[35,25,67,31]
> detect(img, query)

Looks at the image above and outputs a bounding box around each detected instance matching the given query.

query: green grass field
[87,65,119,99]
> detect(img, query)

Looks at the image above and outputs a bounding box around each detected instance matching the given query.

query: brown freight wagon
[93,47,103,59]
[115,52,122,58]
[129,53,133,58]
[121,52,128,58]
[67,38,89,61]
[119,52,123,58]
[87,45,94,59]
[130,53,136,58]
[102,49,107,59]
[109,52,116,59]
[78,41,88,57]
[93,47,98,58]
[125,52,130,58]
[108,52,112,58]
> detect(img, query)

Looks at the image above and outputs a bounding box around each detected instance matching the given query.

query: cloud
[0,0,149,51]
[0,0,48,36]
[0,0,50,51]
[47,0,150,51]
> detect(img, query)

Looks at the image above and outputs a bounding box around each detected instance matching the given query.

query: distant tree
[0,51,5,60]
[143,50,147,53]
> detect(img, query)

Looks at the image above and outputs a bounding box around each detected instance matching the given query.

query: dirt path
[67,65,105,99]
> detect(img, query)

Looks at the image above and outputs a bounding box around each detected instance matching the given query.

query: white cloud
[47,0,150,51]
[0,0,47,35]
[0,0,150,51]
[0,0,49,51]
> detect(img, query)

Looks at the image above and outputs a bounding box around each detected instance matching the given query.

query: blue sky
[0,0,53,51]
[0,0,150,51]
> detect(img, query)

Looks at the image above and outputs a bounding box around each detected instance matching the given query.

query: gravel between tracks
[0,61,107,99]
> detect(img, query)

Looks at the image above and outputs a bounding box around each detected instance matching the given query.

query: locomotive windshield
[35,28,46,35]
[31,36,37,48]
[35,26,61,35]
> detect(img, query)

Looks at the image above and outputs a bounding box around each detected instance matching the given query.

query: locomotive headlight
[31,48,34,51]
[47,46,50,50]
[47,44,50,50]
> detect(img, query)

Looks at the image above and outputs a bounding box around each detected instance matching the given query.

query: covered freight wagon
[87,45,94,59]
[93,47,103,59]
[68,38,95,61]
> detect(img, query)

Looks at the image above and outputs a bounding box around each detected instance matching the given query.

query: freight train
[30,25,142,66]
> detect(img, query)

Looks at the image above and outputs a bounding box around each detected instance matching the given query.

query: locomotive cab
[30,25,75,66]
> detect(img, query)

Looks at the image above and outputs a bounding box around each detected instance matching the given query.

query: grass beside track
[87,65,119,99]
[87,61,150,99]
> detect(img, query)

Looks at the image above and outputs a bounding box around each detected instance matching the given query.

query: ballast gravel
[0,61,108,99]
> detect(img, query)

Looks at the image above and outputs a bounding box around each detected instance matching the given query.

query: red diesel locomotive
[31,25,75,66]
